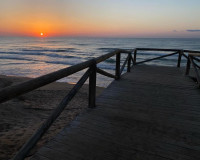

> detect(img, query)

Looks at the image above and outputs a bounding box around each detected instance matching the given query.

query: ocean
[0,37,200,87]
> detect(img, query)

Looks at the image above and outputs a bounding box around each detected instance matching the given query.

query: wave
[0,54,116,70]
[0,55,38,62]
[70,43,89,46]
[0,51,78,59]
[21,48,77,53]
[98,48,117,52]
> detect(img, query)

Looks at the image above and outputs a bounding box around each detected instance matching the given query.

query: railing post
[115,52,121,80]
[189,55,200,87]
[177,50,182,67]
[185,55,191,75]
[89,63,96,108]
[127,53,131,72]
[133,49,137,65]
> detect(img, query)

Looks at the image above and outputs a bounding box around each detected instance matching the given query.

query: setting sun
[40,33,43,36]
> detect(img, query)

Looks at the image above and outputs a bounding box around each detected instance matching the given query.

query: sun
[40,32,44,36]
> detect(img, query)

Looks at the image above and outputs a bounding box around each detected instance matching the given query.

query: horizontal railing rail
[133,48,200,87]
[1,47,199,160]
[1,49,133,160]
[133,48,185,67]
[185,53,200,87]
[135,51,179,65]
[0,49,132,104]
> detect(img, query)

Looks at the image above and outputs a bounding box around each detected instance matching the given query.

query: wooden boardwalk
[31,65,200,160]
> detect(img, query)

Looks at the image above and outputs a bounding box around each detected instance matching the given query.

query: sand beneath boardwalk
[0,75,104,160]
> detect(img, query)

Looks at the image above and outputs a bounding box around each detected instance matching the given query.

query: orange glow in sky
[0,0,200,38]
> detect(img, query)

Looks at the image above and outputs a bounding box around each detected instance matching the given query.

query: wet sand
[0,75,104,160]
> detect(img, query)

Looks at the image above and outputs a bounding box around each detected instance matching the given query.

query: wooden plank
[32,65,200,160]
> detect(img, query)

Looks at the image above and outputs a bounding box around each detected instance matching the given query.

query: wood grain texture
[31,65,200,160]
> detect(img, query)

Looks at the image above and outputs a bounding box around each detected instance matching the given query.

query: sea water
[0,37,200,87]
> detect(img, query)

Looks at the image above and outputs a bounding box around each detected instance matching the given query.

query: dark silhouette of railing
[132,48,184,67]
[185,53,200,87]
[0,48,200,160]
[0,49,133,160]
[133,48,200,87]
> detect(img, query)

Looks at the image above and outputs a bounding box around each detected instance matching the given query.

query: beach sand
[0,75,104,160]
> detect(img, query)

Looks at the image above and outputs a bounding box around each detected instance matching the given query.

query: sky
[0,0,200,38]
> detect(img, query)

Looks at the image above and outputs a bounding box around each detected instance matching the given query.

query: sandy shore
[0,75,104,160]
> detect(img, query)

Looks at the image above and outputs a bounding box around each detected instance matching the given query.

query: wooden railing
[0,49,133,160]
[132,48,184,67]
[132,48,200,87]
[185,53,200,87]
[1,48,200,160]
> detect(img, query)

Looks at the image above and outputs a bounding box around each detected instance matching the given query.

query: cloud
[186,30,200,32]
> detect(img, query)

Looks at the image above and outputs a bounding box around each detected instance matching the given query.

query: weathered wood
[96,68,116,79]
[94,49,131,64]
[185,57,191,75]
[89,64,97,108]
[189,56,200,86]
[3,47,200,160]
[127,53,131,72]
[133,49,137,65]
[0,48,195,104]
[120,54,130,75]
[32,65,200,160]
[13,69,91,160]
[0,59,95,103]
[136,52,178,65]
[130,54,134,64]
[137,48,180,52]
[177,50,183,67]
[188,53,200,57]
[183,50,200,54]
[0,49,129,104]
[115,53,121,80]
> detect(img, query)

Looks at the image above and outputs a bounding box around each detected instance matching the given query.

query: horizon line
[0,35,200,39]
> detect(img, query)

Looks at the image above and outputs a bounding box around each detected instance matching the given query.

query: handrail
[1,47,199,160]
[133,48,185,67]
[183,50,200,54]
[132,48,200,87]
[136,48,180,52]
[120,54,131,75]
[135,51,179,65]
[6,49,133,160]
[0,49,131,104]
[13,68,91,160]
[185,53,200,87]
